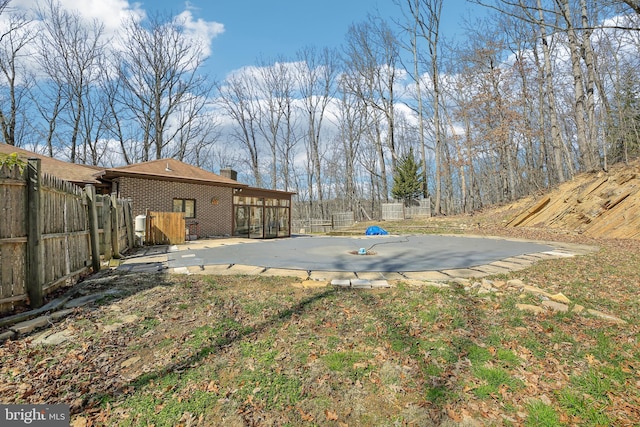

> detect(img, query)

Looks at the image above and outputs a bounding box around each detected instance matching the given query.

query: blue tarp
[365,225,388,235]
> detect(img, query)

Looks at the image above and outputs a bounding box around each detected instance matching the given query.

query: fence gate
[146,211,185,245]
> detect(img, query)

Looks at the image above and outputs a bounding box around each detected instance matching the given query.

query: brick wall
[116,176,234,237]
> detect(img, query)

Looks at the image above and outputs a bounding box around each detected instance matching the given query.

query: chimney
[220,167,237,181]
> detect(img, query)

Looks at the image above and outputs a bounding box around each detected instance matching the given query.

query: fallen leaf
[325,409,339,421]
[297,408,314,422]
[445,405,462,422]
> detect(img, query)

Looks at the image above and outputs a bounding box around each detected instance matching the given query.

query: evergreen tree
[391,147,424,205]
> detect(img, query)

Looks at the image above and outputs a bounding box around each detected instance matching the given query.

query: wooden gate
[146,211,185,245]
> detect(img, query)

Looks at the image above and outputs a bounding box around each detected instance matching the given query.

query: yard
[0,217,639,426]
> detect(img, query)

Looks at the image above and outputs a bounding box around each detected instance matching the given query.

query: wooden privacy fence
[145,211,185,245]
[382,199,431,221]
[0,158,134,315]
[331,212,355,229]
[292,212,356,233]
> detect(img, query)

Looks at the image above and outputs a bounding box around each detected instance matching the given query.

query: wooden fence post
[111,193,121,257]
[102,194,112,261]
[26,158,43,308]
[85,185,101,272]
[124,200,134,249]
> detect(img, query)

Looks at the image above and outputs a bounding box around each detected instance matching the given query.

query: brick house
[103,158,294,239]
[1,145,294,239]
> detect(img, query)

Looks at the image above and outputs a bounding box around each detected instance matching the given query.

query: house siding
[116,176,234,237]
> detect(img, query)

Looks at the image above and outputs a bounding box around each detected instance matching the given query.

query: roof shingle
[103,158,245,187]
[0,144,104,185]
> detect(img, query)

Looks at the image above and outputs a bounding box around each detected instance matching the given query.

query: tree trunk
[559,0,596,171]
[538,0,566,183]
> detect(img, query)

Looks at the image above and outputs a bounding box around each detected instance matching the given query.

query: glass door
[279,207,289,237]
[249,206,263,238]
[265,207,278,238]
[233,206,249,237]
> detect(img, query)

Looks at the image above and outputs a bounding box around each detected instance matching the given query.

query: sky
[8,0,485,79]
[143,0,484,79]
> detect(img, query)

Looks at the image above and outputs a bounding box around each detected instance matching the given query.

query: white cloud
[175,10,225,58]
[9,0,224,58]
[11,0,145,30]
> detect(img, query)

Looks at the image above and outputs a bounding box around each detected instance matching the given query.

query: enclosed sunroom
[233,187,295,239]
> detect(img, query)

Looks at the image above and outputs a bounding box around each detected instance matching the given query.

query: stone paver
[355,271,393,281]
[198,264,234,274]
[260,268,309,279]
[401,271,451,281]
[65,290,120,308]
[331,279,351,287]
[351,280,373,289]
[0,330,16,341]
[377,272,411,281]
[226,264,267,275]
[471,264,513,275]
[541,250,576,258]
[32,329,74,346]
[502,257,536,266]
[542,300,569,312]
[516,304,545,314]
[309,271,357,281]
[12,316,51,334]
[440,268,487,279]
[330,279,391,289]
[489,260,529,271]
[586,309,627,324]
[370,280,391,288]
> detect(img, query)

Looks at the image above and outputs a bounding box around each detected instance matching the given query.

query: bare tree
[216,71,263,186]
[256,58,299,190]
[295,46,340,219]
[447,71,483,212]
[0,0,13,45]
[333,76,368,216]
[35,0,105,163]
[471,0,604,174]
[171,92,217,164]
[533,0,569,183]
[99,50,132,165]
[396,0,447,213]
[0,6,33,146]
[116,12,211,161]
[343,16,403,205]
[621,0,640,14]
[597,21,640,165]
[500,12,545,193]
[554,0,599,171]
[409,0,443,212]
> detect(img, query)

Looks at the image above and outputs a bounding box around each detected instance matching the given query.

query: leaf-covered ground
[1,223,639,426]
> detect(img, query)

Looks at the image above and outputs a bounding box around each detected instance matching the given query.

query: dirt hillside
[504,160,640,239]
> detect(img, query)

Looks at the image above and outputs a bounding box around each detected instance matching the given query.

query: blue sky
[10,0,484,79]
[147,0,484,79]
